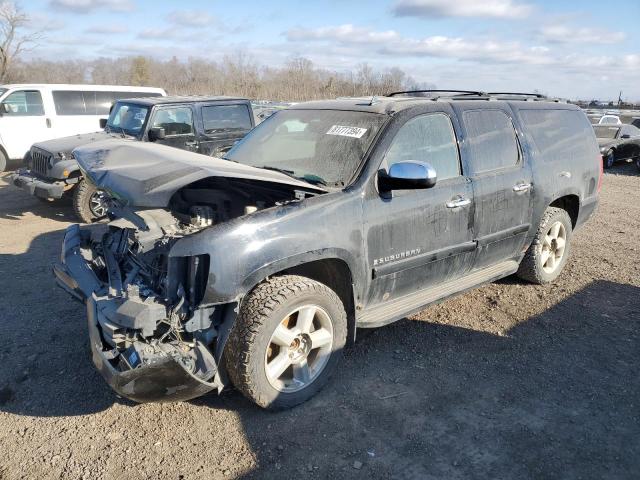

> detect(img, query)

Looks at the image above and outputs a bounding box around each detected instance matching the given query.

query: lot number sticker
[326,125,368,138]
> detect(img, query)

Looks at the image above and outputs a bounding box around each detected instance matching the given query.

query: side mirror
[148,127,166,142]
[0,103,9,115]
[99,118,107,129]
[378,161,437,193]
[620,134,631,139]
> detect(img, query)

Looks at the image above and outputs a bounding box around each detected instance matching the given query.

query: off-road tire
[73,178,105,223]
[604,149,615,169]
[517,207,573,284]
[224,275,347,410]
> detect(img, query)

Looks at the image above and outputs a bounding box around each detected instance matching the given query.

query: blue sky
[22,0,640,100]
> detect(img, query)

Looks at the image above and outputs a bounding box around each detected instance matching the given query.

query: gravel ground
[0,163,638,480]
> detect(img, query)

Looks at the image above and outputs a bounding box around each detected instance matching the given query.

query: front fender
[168,191,365,305]
[50,159,80,180]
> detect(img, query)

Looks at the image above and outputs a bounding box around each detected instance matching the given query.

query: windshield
[594,126,619,139]
[225,109,387,187]
[0,88,7,99]
[106,102,149,136]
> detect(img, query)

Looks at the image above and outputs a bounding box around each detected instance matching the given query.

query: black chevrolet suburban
[11,95,254,222]
[53,91,601,410]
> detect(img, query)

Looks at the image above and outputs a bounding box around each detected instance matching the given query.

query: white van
[0,84,166,171]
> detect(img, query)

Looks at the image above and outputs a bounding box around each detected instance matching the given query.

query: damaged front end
[54,210,226,403]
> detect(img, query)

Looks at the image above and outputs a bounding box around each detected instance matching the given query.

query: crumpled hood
[32,131,117,156]
[73,139,326,207]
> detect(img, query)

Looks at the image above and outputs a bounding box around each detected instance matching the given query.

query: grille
[30,148,52,176]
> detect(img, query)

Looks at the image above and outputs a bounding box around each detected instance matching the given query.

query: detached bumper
[11,170,65,199]
[54,225,219,403]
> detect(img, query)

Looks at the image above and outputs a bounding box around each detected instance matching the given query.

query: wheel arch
[550,194,580,228]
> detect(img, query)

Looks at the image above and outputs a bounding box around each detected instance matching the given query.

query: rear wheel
[517,207,573,284]
[73,178,107,223]
[224,275,347,410]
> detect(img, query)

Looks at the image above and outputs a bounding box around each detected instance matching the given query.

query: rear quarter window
[462,109,519,174]
[202,104,252,133]
[518,109,597,164]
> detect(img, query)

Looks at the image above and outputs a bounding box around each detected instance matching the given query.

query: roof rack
[385,89,564,103]
[386,89,485,98]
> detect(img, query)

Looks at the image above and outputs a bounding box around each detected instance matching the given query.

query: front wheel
[603,149,615,169]
[224,275,347,410]
[73,178,108,223]
[517,207,573,284]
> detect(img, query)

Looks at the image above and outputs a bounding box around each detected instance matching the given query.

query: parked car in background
[0,84,166,172]
[598,114,622,125]
[594,124,640,168]
[11,95,254,222]
[53,91,601,410]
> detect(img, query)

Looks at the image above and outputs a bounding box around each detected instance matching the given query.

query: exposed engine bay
[61,177,319,402]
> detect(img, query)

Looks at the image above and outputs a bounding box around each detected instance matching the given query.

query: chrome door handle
[513,182,532,192]
[446,197,471,209]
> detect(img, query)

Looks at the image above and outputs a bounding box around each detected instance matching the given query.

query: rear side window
[385,113,460,180]
[2,90,44,116]
[519,109,597,164]
[202,104,252,133]
[53,90,161,115]
[463,110,519,173]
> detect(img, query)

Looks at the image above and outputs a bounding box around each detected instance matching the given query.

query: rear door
[456,107,533,269]
[198,103,254,156]
[0,89,50,159]
[363,109,476,306]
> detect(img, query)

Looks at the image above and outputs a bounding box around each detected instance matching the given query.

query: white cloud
[287,24,399,44]
[167,10,215,28]
[392,0,533,19]
[84,24,128,34]
[540,24,626,45]
[49,0,133,14]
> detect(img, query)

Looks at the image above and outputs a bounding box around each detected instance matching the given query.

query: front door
[457,107,533,269]
[0,90,50,159]
[148,105,198,152]
[362,111,476,307]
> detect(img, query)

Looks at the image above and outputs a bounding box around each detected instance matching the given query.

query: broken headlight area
[73,209,224,403]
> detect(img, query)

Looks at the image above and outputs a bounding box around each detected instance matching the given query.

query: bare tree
[0,2,40,83]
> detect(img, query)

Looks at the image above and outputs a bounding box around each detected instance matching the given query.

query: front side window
[2,90,44,116]
[151,106,194,136]
[106,102,149,136]
[202,104,252,133]
[463,110,520,173]
[385,113,460,181]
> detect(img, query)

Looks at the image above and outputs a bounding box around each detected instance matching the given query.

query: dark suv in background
[54,91,601,410]
[11,96,254,222]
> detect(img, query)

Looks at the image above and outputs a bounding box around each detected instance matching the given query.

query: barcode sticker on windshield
[326,125,367,138]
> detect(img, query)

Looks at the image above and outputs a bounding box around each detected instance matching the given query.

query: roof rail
[487,92,545,99]
[386,89,485,98]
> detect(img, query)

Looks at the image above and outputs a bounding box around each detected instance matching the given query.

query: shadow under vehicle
[10,96,255,222]
[52,91,601,411]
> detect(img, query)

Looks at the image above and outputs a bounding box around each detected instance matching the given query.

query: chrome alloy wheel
[264,305,334,393]
[541,221,566,274]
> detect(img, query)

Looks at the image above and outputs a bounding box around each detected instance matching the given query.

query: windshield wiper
[260,165,297,177]
[259,166,328,188]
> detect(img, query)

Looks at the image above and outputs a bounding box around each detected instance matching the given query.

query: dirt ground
[0,163,638,480]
